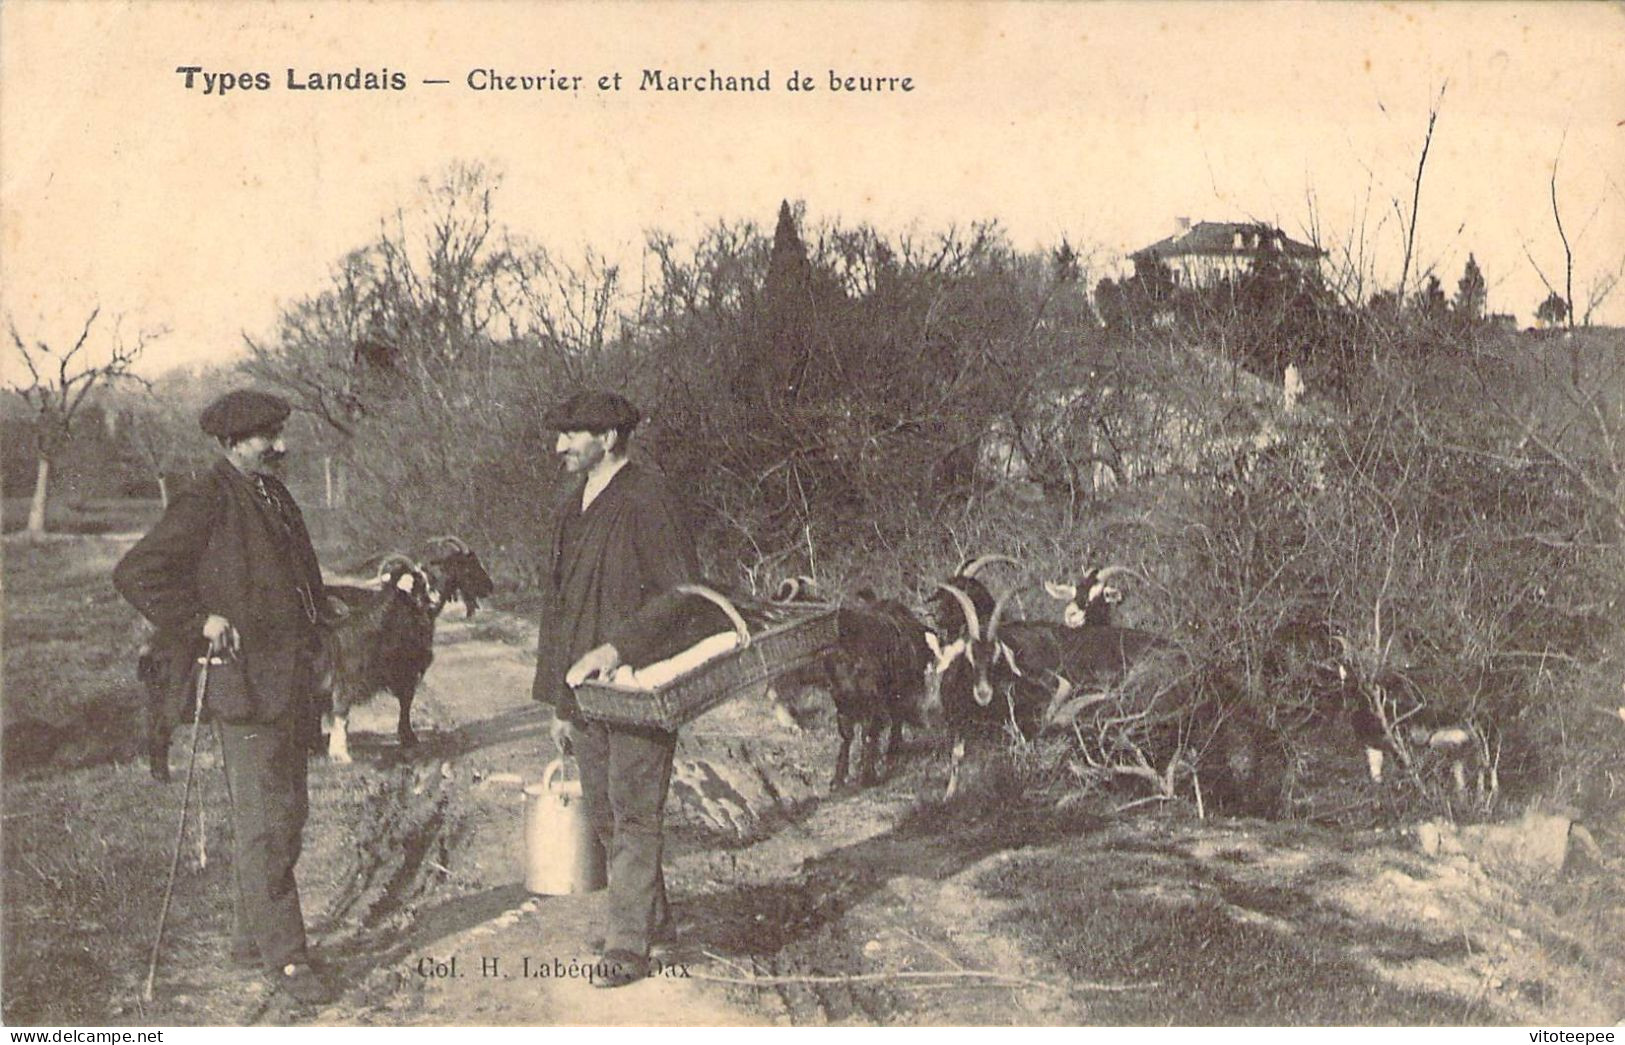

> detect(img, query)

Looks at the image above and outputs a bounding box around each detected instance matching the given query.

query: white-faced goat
[1042,564,1139,628]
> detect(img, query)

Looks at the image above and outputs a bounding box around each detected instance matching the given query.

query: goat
[1327,637,1490,797]
[726,577,936,788]
[316,537,493,763]
[926,571,1176,798]
[923,554,1021,642]
[821,590,933,788]
[316,553,439,763]
[136,630,203,782]
[422,535,495,618]
[138,539,494,773]
[762,576,836,731]
[1042,564,1139,627]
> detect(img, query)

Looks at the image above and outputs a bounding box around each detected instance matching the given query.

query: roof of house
[1132,221,1323,262]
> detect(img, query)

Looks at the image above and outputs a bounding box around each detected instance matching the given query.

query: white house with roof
[1130,219,1324,288]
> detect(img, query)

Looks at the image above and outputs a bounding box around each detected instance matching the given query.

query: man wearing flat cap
[531,391,699,988]
[114,389,338,1006]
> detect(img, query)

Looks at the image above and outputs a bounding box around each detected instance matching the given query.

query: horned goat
[316,537,494,763]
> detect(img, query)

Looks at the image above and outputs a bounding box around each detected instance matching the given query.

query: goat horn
[987,588,1017,641]
[957,554,1020,579]
[674,584,753,649]
[773,575,815,602]
[426,534,471,554]
[1092,565,1141,585]
[935,583,982,643]
[376,552,417,578]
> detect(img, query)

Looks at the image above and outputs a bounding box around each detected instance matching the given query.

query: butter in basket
[567,582,815,690]
[568,582,840,731]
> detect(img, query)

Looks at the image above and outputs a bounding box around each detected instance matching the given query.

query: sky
[2,0,1622,378]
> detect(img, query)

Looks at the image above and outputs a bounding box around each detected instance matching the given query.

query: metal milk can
[523,758,606,894]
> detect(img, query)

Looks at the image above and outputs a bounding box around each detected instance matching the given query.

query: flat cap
[199,389,291,441]
[543,391,641,432]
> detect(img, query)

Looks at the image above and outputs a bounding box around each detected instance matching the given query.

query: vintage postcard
[3,0,1622,1033]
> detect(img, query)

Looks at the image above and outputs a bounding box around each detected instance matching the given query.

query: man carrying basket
[531,391,699,989]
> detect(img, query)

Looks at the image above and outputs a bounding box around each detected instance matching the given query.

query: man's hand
[548,716,577,755]
[566,643,622,687]
[202,614,239,655]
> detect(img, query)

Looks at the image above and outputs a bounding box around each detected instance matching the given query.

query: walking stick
[143,652,215,1002]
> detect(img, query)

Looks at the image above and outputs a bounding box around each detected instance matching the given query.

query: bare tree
[1393,83,1447,309]
[6,308,159,534]
[1549,134,1575,332]
[117,367,220,506]
[1523,132,1622,330]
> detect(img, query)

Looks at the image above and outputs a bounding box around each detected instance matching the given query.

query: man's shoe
[589,923,679,955]
[594,949,648,989]
[268,962,339,1005]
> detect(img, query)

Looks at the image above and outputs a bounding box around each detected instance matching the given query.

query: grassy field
[1,497,164,536]
[2,537,151,775]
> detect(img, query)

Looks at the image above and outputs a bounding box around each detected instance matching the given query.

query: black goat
[923,554,1019,642]
[315,539,493,763]
[770,576,949,789]
[823,591,933,788]
[315,554,438,763]
[422,535,494,617]
[136,632,204,782]
[926,581,1169,799]
[1326,639,1488,795]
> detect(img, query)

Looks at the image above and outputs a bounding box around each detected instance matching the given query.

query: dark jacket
[114,458,325,724]
[530,460,700,721]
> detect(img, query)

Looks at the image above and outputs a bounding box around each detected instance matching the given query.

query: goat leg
[944,734,967,801]
[394,683,419,749]
[859,717,886,786]
[328,712,353,764]
[833,715,854,789]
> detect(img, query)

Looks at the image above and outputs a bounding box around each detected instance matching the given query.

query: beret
[199,389,292,441]
[543,391,641,432]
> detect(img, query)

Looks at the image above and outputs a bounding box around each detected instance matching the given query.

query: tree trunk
[324,456,334,509]
[157,473,170,509]
[27,457,50,534]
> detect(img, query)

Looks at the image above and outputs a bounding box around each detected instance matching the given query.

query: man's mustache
[263,449,287,464]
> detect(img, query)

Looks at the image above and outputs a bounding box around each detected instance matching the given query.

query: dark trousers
[216,718,310,972]
[575,720,677,957]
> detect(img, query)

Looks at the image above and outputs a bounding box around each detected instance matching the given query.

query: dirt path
[290,607,1101,1026]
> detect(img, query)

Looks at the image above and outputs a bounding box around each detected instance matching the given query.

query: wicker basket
[574,608,839,731]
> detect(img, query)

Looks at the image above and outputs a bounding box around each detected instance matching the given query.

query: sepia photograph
[2,0,1622,1031]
